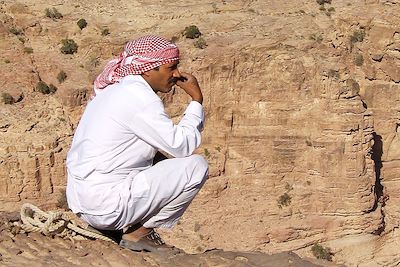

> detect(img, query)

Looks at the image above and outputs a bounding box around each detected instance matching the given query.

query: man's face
[143,61,181,93]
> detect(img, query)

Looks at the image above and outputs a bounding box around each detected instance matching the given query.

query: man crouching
[66,35,208,252]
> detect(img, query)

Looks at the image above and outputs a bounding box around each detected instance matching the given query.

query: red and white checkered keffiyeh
[93,35,179,96]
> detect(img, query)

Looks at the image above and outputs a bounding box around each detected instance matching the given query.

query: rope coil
[17,203,116,243]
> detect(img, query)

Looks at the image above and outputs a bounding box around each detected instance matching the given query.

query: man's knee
[186,154,209,185]
[190,154,208,173]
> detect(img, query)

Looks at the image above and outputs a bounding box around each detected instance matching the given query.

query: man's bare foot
[122,224,152,241]
[119,224,182,253]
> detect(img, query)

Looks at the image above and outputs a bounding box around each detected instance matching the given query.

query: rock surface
[0,219,326,267]
[0,0,399,266]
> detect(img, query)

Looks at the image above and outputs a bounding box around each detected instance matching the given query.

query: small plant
[215,146,221,152]
[327,7,335,12]
[316,0,331,5]
[327,69,339,79]
[60,38,78,54]
[2,92,15,104]
[277,192,291,208]
[45,7,63,19]
[24,47,33,54]
[9,27,22,35]
[183,25,201,39]
[194,37,207,49]
[77,18,88,30]
[18,37,25,43]
[309,33,323,43]
[319,5,326,11]
[311,244,332,261]
[350,29,365,43]
[346,79,360,95]
[285,183,293,191]
[36,81,57,94]
[57,70,67,83]
[204,148,210,158]
[101,28,110,36]
[4,59,10,63]
[354,54,364,66]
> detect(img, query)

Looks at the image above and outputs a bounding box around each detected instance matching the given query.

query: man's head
[93,35,180,93]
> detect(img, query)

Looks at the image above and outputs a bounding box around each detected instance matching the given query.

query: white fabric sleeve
[128,100,205,158]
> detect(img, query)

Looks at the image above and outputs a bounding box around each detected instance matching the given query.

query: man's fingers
[177,76,188,82]
[176,73,197,86]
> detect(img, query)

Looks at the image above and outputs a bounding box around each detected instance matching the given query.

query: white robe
[66,75,208,229]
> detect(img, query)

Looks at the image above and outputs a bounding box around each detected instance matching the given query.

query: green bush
[36,81,57,94]
[277,192,291,208]
[194,37,207,49]
[60,39,78,54]
[316,0,332,5]
[311,244,332,261]
[327,69,339,79]
[350,29,365,43]
[9,27,22,35]
[354,54,364,66]
[183,25,201,39]
[2,92,15,104]
[101,28,110,36]
[346,79,360,95]
[45,7,63,19]
[77,18,88,30]
[24,47,33,54]
[204,148,210,158]
[57,70,67,83]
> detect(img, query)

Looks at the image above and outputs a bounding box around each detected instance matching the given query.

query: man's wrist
[192,96,203,104]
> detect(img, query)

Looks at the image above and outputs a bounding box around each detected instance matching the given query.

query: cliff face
[0,0,399,265]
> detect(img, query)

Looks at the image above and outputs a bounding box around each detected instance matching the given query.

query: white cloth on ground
[66,74,207,229]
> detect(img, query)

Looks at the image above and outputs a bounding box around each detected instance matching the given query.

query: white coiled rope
[16,203,116,243]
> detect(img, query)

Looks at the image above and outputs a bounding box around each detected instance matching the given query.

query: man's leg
[120,154,208,244]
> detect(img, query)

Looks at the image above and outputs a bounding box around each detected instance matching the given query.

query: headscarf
[93,35,179,96]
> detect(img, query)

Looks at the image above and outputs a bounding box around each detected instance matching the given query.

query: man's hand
[175,72,203,104]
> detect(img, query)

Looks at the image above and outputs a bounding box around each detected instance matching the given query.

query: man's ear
[142,70,150,77]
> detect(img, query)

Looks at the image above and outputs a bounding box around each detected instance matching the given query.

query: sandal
[119,230,182,253]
